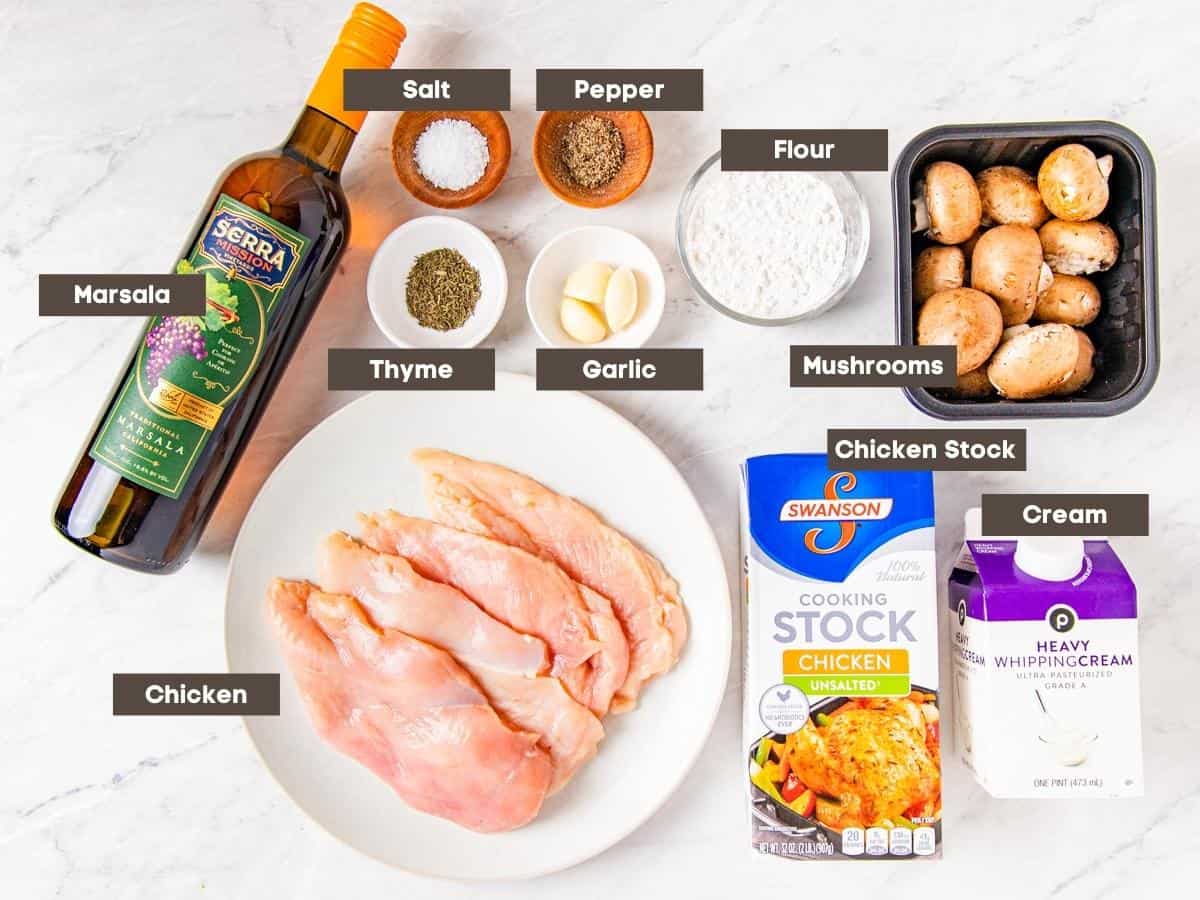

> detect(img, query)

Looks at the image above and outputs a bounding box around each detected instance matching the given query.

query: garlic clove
[560,296,609,343]
[563,262,613,306]
[603,266,638,331]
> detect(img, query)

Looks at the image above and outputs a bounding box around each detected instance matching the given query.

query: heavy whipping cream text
[993,638,1135,670]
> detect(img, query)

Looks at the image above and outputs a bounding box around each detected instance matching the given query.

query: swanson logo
[198,203,301,290]
[778,472,893,555]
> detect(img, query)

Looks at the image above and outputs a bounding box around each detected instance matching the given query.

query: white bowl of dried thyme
[367,216,507,349]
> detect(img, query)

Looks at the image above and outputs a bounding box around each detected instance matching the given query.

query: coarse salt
[414,119,490,191]
[685,170,848,320]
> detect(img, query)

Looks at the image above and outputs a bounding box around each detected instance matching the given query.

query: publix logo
[778,472,893,555]
[199,204,301,290]
[1046,603,1079,634]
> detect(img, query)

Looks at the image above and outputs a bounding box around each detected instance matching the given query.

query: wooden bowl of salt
[533,110,653,209]
[392,110,511,209]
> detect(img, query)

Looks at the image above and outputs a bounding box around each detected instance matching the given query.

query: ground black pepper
[559,115,625,189]
[405,248,481,331]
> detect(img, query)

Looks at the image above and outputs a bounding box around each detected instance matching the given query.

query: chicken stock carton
[741,454,941,860]
[950,525,1143,799]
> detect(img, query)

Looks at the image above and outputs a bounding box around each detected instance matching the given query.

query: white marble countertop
[4,0,1199,896]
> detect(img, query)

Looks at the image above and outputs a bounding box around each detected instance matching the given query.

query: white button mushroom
[913,161,982,245]
[945,366,995,399]
[1037,144,1113,222]
[1053,329,1096,396]
[970,224,1053,326]
[914,245,966,306]
[917,287,1004,375]
[1038,219,1120,275]
[976,166,1051,228]
[1035,274,1102,326]
[987,323,1094,400]
[1000,323,1032,344]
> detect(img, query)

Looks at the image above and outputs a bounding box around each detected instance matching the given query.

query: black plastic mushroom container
[893,121,1159,419]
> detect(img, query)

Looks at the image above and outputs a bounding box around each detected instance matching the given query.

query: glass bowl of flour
[676,152,869,325]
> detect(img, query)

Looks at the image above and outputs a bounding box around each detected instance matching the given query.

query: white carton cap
[964,507,982,541]
[1014,536,1086,582]
[965,506,1017,542]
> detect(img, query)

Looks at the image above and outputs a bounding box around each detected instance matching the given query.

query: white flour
[685,170,848,319]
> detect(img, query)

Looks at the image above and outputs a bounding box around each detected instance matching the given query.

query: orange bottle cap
[307,3,406,132]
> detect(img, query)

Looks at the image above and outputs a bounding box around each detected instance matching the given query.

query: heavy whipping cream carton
[950,524,1143,798]
[741,454,941,860]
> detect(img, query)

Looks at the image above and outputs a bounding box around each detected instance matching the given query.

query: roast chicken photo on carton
[751,692,941,833]
[267,449,687,833]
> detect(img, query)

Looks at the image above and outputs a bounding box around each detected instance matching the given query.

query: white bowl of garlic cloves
[525,225,666,349]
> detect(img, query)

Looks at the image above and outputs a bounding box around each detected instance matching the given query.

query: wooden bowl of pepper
[392,110,512,209]
[533,110,653,208]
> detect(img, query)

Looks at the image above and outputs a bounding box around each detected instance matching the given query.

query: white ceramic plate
[526,225,665,348]
[225,373,730,880]
[366,216,506,348]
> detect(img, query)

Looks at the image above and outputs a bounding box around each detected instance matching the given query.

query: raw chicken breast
[429,474,544,556]
[575,585,630,718]
[415,485,630,713]
[267,579,552,832]
[319,532,548,678]
[318,533,604,790]
[358,511,628,717]
[414,448,686,711]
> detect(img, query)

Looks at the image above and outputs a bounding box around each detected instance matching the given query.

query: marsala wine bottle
[52,4,405,573]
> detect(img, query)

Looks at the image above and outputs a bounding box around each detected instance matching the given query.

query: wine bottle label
[88,195,310,499]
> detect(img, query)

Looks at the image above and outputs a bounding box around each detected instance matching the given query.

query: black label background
[721,129,888,171]
[982,493,1150,536]
[827,428,1028,471]
[40,274,205,317]
[537,349,703,390]
[344,68,512,110]
[536,69,703,110]
[790,345,957,387]
[328,349,495,391]
[113,674,279,716]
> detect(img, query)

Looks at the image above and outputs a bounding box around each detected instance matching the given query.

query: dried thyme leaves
[405,248,482,331]
[559,115,625,189]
